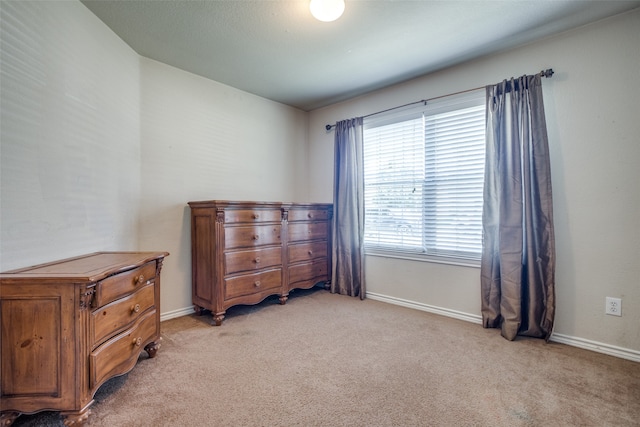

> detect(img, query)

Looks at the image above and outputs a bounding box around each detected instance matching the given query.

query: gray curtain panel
[331,117,366,299]
[481,74,556,341]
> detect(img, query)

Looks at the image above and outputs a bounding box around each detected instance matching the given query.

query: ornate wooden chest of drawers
[0,252,168,426]
[188,201,332,325]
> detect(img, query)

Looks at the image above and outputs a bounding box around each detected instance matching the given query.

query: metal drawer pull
[135,274,144,285]
[132,304,141,314]
[308,213,313,218]
[254,281,261,287]
[252,213,260,219]
[253,257,261,264]
[252,234,260,240]
[308,250,313,256]
[133,337,142,347]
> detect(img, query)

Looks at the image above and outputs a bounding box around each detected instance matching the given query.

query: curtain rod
[324,68,554,131]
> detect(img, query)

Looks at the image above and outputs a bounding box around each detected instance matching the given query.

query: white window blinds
[363,90,485,262]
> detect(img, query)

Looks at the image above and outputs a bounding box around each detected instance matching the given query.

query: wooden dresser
[188,201,332,325]
[0,251,168,426]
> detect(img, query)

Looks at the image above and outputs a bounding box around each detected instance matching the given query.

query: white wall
[0,1,309,319]
[0,0,141,269]
[138,58,309,316]
[308,9,640,355]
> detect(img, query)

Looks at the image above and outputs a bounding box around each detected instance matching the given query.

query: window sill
[364,249,481,269]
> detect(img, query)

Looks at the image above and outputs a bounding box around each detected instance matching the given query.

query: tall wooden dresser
[0,251,168,426]
[188,201,332,325]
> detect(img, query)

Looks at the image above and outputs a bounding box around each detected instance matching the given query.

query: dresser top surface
[187,200,332,209]
[0,252,169,282]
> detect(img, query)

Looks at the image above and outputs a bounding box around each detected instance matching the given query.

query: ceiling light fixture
[310,0,345,22]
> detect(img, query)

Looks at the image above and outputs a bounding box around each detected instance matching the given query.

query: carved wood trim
[155,258,165,276]
[80,286,96,311]
[215,208,225,223]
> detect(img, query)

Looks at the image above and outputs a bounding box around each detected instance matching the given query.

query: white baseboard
[549,333,640,363]
[160,306,195,322]
[366,292,483,324]
[366,292,640,363]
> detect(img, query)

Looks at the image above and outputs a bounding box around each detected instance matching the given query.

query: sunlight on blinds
[364,117,424,251]
[363,90,485,261]
[424,105,485,257]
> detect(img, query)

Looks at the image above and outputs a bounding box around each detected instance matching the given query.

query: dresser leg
[213,312,225,326]
[61,408,91,426]
[145,337,162,358]
[279,295,288,305]
[0,411,20,426]
[194,305,206,316]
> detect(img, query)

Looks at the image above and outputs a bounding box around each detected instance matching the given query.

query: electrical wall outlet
[605,297,622,316]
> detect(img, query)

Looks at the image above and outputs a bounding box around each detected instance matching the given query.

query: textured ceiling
[81,0,640,111]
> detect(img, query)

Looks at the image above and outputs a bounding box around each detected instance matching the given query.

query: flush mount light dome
[310,0,345,22]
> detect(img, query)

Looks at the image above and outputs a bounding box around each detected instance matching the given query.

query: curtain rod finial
[541,69,554,78]
[325,124,333,131]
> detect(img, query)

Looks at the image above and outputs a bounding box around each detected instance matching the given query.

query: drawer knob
[135,274,145,285]
[133,337,142,347]
[252,213,260,219]
[252,234,260,240]
[308,213,313,218]
[254,281,261,287]
[253,257,261,264]
[308,250,313,256]
[132,304,141,314]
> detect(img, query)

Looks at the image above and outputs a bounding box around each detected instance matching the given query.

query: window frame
[362,89,486,268]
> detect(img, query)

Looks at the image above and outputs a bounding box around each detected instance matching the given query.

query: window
[363,90,485,264]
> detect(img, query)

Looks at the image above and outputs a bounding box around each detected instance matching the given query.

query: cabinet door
[0,283,77,412]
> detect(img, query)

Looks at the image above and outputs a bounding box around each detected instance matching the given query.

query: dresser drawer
[288,222,329,243]
[225,247,282,275]
[224,269,281,300]
[288,258,329,287]
[90,283,155,348]
[94,261,156,307]
[90,309,157,389]
[224,209,282,224]
[225,225,282,249]
[288,241,328,264]
[288,208,330,222]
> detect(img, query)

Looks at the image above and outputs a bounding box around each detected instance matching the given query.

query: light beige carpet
[11,288,640,426]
